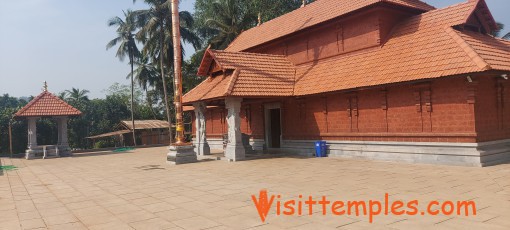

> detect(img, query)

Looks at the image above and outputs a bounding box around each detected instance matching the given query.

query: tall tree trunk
[171,0,185,144]
[130,52,137,146]
[160,25,174,145]
[146,90,158,119]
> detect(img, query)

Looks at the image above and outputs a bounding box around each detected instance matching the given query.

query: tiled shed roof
[226,0,435,52]
[184,0,508,103]
[184,50,295,103]
[14,91,82,117]
[121,120,170,130]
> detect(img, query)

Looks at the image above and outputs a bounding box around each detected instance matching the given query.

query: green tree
[194,0,310,50]
[107,10,141,146]
[134,0,201,143]
[493,22,510,39]
[195,0,255,49]
[0,94,28,155]
[65,88,90,103]
[129,53,162,119]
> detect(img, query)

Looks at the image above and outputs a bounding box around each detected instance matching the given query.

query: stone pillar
[56,118,62,146]
[193,102,210,156]
[225,98,245,161]
[59,117,69,147]
[27,117,37,149]
[58,117,71,156]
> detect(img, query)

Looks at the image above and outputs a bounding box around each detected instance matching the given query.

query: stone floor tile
[20,218,46,230]
[172,216,222,230]
[88,220,134,230]
[128,217,177,230]
[18,211,41,221]
[116,209,158,223]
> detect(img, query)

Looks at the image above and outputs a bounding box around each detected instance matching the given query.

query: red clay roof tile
[226,0,435,52]
[184,0,510,103]
[184,50,295,103]
[14,91,82,117]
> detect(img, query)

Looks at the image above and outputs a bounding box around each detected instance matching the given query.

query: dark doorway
[269,109,281,148]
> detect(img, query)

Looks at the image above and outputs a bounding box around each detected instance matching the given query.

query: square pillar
[56,117,62,146]
[193,102,210,156]
[25,117,39,159]
[57,117,71,156]
[225,98,245,161]
[27,117,38,149]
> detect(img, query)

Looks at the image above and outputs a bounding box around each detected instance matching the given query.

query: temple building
[14,83,82,159]
[183,0,510,166]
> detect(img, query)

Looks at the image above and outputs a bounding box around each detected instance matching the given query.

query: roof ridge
[225,69,241,96]
[445,27,491,71]
[14,91,47,116]
[226,0,434,52]
[49,92,80,113]
[407,0,473,23]
[212,50,289,58]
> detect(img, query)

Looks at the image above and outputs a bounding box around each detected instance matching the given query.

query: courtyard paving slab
[1,147,509,229]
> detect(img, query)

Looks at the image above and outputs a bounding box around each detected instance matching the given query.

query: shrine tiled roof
[14,91,82,117]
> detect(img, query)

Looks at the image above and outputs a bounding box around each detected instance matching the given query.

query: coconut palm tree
[133,0,201,144]
[106,10,141,146]
[492,22,510,39]
[198,0,256,49]
[65,88,90,103]
[194,0,306,50]
[57,91,68,100]
[129,52,161,119]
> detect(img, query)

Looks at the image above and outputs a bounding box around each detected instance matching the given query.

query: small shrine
[13,82,82,159]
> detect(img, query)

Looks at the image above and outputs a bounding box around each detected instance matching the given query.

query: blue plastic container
[321,141,327,157]
[315,141,322,157]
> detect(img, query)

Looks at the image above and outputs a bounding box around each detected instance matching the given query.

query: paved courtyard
[1,147,509,230]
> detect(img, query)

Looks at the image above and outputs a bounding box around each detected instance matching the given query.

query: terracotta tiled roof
[293,0,488,95]
[183,71,234,103]
[226,0,435,52]
[184,50,295,103]
[86,130,132,139]
[185,0,509,102]
[121,120,170,130]
[14,91,82,117]
[456,31,510,71]
[183,105,221,112]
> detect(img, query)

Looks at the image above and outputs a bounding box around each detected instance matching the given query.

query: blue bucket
[315,141,322,157]
[320,141,327,157]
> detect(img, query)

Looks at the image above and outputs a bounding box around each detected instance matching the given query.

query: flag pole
[171,0,186,145]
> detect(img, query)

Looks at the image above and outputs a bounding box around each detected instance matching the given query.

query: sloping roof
[294,0,493,95]
[226,0,435,52]
[183,105,221,112]
[184,50,295,103]
[184,0,508,103]
[86,130,132,139]
[456,30,510,71]
[121,120,170,130]
[14,91,82,117]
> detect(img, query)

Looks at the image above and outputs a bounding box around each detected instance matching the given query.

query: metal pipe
[171,0,186,145]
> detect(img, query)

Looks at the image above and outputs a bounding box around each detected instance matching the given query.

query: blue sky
[0,0,509,99]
